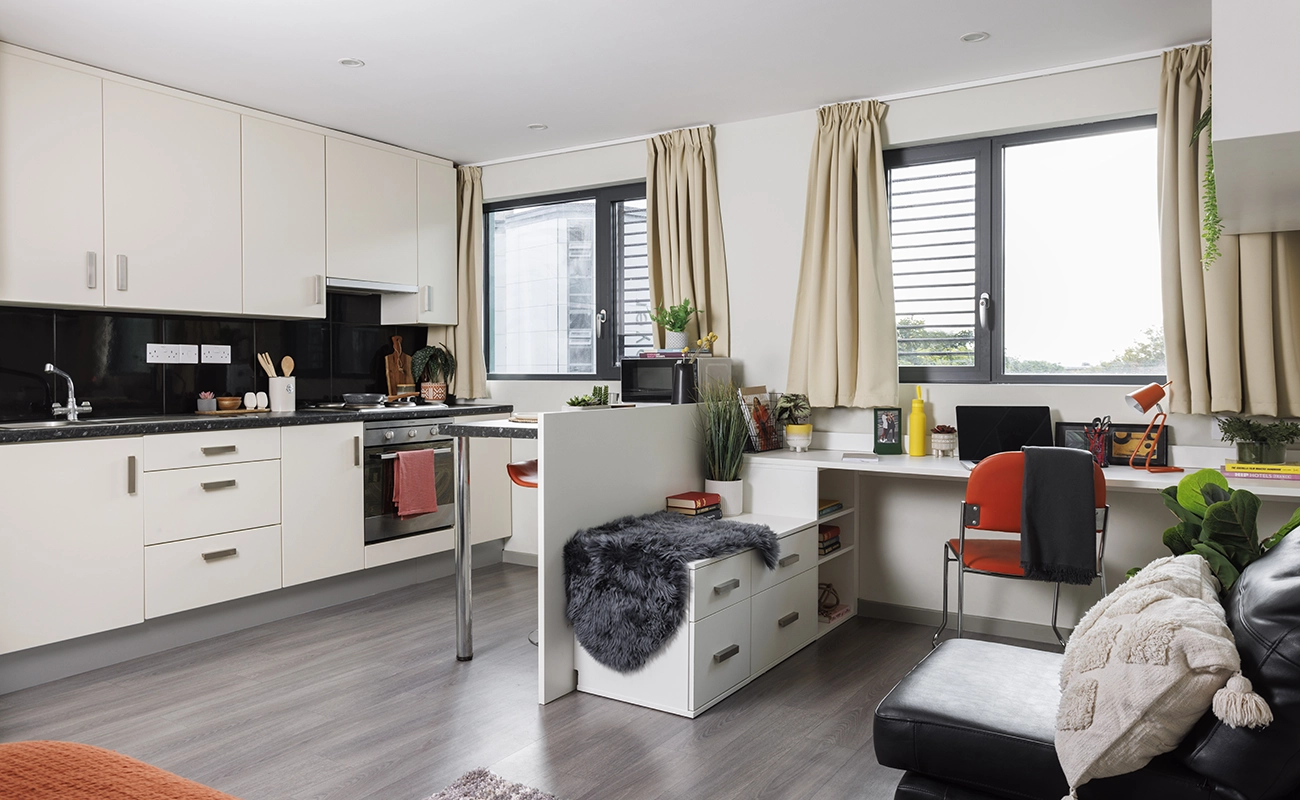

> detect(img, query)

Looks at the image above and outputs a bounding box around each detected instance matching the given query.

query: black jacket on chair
[874,530,1300,800]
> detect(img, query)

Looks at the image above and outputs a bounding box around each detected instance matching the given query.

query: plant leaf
[1125,566,1142,581]
[1161,485,1204,525]
[1178,469,1230,518]
[1192,541,1241,591]
[1202,483,1233,506]
[1201,491,1262,566]
[1264,506,1300,550]
[1162,523,1197,556]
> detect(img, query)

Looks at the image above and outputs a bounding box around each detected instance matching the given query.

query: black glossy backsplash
[0,295,427,421]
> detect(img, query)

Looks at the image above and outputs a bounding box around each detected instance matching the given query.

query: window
[886,116,1164,384]
[485,184,646,379]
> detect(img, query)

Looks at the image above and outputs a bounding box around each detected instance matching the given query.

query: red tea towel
[393,449,438,518]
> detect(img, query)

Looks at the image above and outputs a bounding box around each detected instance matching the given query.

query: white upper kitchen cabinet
[281,423,365,587]
[242,116,327,318]
[0,438,144,655]
[326,137,418,287]
[418,161,459,325]
[103,81,243,314]
[0,52,105,308]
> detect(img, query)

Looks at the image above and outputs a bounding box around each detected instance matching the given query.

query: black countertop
[440,419,538,440]
[0,402,514,444]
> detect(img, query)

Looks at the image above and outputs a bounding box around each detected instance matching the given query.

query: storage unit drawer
[145,525,282,618]
[690,598,751,709]
[144,427,279,471]
[750,525,817,595]
[751,568,818,674]
[144,459,281,545]
[688,551,750,622]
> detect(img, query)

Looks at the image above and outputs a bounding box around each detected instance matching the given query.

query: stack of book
[1221,462,1300,481]
[818,498,843,518]
[818,524,841,556]
[819,603,852,624]
[666,491,723,519]
[636,349,712,358]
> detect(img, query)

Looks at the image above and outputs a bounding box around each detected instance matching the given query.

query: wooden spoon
[281,355,295,378]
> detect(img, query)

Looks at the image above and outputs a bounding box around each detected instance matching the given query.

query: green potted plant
[566,385,610,409]
[775,393,812,452]
[648,298,699,351]
[411,344,456,403]
[930,424,957,457]
[1217,416,1300,464]
[698,380,748,516]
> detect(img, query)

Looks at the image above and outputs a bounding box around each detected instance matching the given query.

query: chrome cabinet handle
[978,292,991,330]
[354,436,361,467]
[713,578,740,594]
[201,479,237,491]
[201,445,237,456]
[86,252,97,289]
[315,274,325,305]
[596,308,607,339]
[712,644,740,663]
[778,611,800,628]
[116,255,128,291]
[201,548,238,562]
[778,554,800,568]
[127,455,137,495]
[423,285,433,313]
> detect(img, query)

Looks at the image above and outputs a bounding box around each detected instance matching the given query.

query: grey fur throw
[564,511,778,673]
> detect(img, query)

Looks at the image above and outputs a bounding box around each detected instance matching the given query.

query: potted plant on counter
[1217,416,1300,464]
[411,344,456,403]
[649,298,699,351]
[775,392,812,452]
[930,424,957,457]
[699,380,748,516]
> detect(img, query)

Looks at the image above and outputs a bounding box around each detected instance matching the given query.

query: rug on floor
[427,769,559,800]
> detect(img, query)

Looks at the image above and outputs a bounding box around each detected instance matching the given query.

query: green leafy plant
[648,298,699,333]
[698,381,748,482]
[774,393,811,425]
[411,344,456,385]
[1191,103,1222,270]
[1137,468,1300,590]
[566,385,610,407]
[932,424,956,434]
[1217,416,1300,448]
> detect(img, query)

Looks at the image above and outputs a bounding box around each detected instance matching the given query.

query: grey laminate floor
[0,564,1005,800]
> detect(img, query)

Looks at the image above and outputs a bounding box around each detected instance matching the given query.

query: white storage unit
[145,525,283,619]
[281,423,365,586]
[416,160,459,325]
[326,137,418,288]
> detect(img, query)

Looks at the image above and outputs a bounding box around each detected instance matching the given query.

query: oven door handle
[371,449,450,461]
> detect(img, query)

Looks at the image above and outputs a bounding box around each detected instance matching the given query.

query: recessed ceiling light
[527,123,549,131]
[338,58,365,68]
[960,31,990,43]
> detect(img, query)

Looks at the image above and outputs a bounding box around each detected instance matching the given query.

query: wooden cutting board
[385,335,415,396]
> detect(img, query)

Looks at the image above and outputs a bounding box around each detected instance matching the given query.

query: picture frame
[1054,422,1091,451]
[1108,423,1169,468]
[874,407,903,455]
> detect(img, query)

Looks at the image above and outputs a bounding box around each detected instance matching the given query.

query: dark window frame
[483,182,646,381]
[886,115,1163,386]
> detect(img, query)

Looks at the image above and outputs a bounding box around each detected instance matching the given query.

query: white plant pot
[705,478,744,517]
[664,330,688,351]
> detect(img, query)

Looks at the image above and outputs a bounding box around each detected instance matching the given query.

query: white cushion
[1055,554,1241,796]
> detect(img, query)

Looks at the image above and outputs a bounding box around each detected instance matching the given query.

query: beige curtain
[426,166,489,399]
[646,126,731,355]
[1159,45,1300,416]
[787,100,896,408]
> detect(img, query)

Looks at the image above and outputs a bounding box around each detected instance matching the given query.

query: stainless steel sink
[0,419,78,429]
[0,415,181,430]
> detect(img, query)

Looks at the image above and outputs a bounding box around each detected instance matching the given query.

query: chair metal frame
[933,452,1110,649]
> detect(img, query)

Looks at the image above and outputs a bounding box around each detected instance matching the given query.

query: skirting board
[0,540,504,695]
[857,598,1072,646]
[502,549,538,567]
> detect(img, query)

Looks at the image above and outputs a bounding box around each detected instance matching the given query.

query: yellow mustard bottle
[908,386,927,457]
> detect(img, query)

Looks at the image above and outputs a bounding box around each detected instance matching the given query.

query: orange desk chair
[507,459,539,646]
[933,451,1109,649]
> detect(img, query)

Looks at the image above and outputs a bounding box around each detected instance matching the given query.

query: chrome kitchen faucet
[45,363,92,421]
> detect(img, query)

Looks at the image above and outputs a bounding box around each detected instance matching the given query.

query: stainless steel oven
[363,418,457,545]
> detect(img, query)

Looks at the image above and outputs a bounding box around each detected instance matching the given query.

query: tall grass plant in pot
[699,380,747,516]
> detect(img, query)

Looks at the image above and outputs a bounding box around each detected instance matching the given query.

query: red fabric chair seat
[506,459,538,488]
[946,538,1025,577]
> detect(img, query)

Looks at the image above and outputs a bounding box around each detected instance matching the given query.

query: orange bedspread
[0,741,238,799]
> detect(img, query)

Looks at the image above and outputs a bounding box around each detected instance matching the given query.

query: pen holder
[268,377,295,412]
[1086,429,1109,468]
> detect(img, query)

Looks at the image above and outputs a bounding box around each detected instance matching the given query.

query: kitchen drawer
[144,459,280,545]
[690,597,751,710]
[688,551,750,622]
[750,525,817,595]
[145,525,282,618]
[144,427,279,471]
[751,568,818,674]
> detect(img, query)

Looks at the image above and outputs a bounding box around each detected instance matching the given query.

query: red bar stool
[507,459,539,645]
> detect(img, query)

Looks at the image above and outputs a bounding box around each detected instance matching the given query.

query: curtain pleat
[786,100,896,408]
[426,166,488,399]
[645,126,731,355]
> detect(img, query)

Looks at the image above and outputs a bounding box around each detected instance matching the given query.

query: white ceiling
[0,0,1209,164]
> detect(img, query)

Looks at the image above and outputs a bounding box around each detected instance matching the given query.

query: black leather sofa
[873,529,1300,800]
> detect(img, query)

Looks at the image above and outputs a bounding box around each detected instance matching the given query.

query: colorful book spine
[668,504,722,516]
[1223,462,1300,474]
[818,527,840,542]
[818,540,842,556]
[1223,470,1300,482]
[818,604,852,623]
[667,491,722,509]
[818,503,843,518]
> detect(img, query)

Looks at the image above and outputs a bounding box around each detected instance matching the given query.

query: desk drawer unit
[144,459,281,545]
[690,597,751,709]
[751,568,819,674]
[144,427,280,471]
[750,525,817,595]
[145,525,282,618]
[688,551,750,622]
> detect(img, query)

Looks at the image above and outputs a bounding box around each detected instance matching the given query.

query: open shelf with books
[815,469,859,639]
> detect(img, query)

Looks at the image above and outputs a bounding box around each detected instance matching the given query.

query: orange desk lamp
[1124,381,1184,473]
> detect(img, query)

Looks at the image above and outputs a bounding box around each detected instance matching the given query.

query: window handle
[596,308,607,339]
[978,292,991,331]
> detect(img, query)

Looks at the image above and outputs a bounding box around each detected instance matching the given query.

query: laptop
[956,405,1054,468]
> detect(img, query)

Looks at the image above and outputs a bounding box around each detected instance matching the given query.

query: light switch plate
[201,344,232,364]
[146,343,179,364]
[177,344,199,364]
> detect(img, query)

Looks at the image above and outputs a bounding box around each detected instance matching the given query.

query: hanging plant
[1191,103,1222,270]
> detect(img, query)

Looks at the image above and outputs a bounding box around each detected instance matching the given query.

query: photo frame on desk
[1055,422,1090,451]
[1109,423,1169,467]
[874,407,902,455]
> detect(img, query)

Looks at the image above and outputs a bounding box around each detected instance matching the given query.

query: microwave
[621,357,733,403]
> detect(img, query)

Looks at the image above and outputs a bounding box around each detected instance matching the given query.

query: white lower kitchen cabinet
[0,438,144,655]
[145,525,283,618]
[280,423,364,586]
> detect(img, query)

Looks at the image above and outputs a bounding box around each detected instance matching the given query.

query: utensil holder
[269,377,295,412]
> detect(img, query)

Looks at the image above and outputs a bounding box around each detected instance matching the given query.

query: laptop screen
[955,405,1053,462]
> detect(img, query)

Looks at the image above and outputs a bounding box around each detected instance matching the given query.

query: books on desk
[668,504,722,519]
[667,491,722,509]
[1222,462,1300,481]
[818,498,843,517]
[818,524,841,555]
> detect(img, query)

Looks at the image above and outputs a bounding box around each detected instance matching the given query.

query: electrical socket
[177,344,199,364]
[201,344,232,364]
[146,343,180,364]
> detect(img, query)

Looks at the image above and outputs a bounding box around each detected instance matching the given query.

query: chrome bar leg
[455,436,473,661]
[956,558,966,639]
[1051,582,1066,648]
[933,548,950,648]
